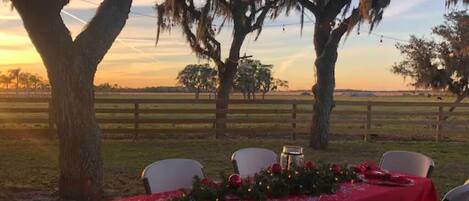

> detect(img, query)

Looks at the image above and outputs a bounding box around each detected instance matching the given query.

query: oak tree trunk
[51,60,102,200]
[310,52,337,149]
[195,88,200,100]
[309,20,344,150]
[12,0,132,200]
[215,26,246,137]
[215,61,238,137]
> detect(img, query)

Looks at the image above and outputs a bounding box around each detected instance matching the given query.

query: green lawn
[1,137,468,200]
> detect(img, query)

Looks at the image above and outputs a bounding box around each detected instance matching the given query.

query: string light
[78,0,410,45]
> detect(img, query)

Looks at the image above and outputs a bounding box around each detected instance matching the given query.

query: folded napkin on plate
[363,170,412,185]
[354,161,413,185]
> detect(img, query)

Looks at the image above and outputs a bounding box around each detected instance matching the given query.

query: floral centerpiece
[172,161,358,201]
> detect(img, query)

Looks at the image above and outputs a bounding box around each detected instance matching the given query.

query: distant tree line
[0,68,50,93]
[176,59,289,100]
[93,82,189,93]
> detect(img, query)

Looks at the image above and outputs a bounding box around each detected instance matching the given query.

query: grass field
[1,137,469,200]
[1,93,469,200]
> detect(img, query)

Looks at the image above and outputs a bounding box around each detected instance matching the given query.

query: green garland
[172,162,357,201]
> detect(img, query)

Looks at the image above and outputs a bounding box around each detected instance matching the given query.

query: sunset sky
[0,1,465,90]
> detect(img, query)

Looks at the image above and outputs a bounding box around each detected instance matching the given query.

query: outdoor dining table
[115,175,438,201]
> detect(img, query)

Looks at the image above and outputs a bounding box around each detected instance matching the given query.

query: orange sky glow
[0,0,460,90]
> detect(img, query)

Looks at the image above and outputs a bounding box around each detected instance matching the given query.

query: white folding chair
[442,184,469,201]
[379,151,435,178]
[141,159,204,194]
[231,148,278,178]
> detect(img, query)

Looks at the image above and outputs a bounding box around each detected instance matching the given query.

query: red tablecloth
[115,176,437,201]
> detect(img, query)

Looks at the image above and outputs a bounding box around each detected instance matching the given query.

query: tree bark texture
[309,19,347,149]
[12,0,132,200]
[215,29,247,137]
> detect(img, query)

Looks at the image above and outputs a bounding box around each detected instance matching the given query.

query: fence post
[365,102,372,142]
[292,103,297,140]
[48,100,54,135]
[134,103,139,140]
[436,105,443,142]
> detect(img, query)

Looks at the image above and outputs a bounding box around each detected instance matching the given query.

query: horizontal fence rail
[0,97,468,141]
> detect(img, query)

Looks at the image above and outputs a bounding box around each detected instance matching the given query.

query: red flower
[353,161,379,174]
[228,174,242,188]
[305,161,316,170]
[331,164,342,174]
[271,163,282,174]
[365,161,379,171]
[201,178,213,186]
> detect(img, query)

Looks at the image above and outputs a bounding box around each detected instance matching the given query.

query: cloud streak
[383,0,427,17]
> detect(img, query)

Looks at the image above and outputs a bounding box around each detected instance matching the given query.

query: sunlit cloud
[384,0,427,17]
[0,0,450,90]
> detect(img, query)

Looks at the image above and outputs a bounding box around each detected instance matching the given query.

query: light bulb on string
[282,24,285,31]
[380,35,383,43]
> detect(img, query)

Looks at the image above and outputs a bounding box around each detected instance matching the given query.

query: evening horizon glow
[0,0,463,90]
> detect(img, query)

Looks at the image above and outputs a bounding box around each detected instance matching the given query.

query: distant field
[0,137,468,200]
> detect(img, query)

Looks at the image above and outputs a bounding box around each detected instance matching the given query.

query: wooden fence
[0,97,468,141]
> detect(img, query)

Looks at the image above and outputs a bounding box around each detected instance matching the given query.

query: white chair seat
[141,159,204,194]
[442,184,469,201]
[232,148,278,178]
[379,151,434,178]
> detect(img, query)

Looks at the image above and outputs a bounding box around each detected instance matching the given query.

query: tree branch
[181,10,223,65]
[11,0,74,75]
[328,8,359,46]
[298,0,320,18]
[323,0,351,21]
[249,1,274,39]
[74,0,132,70]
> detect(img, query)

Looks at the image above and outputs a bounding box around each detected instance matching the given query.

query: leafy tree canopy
[392,11,469,98]
[234,59,288,99]
[177,64,218,98]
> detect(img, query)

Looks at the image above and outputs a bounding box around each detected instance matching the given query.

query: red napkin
[354,161,413,185]
[364,170,412,185]
[364,170,391,180]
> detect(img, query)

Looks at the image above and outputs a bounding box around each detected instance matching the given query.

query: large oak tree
[299,0,469,149]
[10,0,132,200]
[292,0,390,149]
[392,11,469,114]
[156,0,290,136]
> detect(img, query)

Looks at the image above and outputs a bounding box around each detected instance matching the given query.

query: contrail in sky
[60,10,159,63]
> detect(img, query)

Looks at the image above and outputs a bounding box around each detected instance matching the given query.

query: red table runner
[114,176,437,201]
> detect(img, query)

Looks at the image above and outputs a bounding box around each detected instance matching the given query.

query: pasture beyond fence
[0,97,468,141]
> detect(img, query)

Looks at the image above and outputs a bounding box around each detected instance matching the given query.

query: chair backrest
[232,148,278,178]
[442,184,469,201]
[380,151,435,178]
[141,159,204,194]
